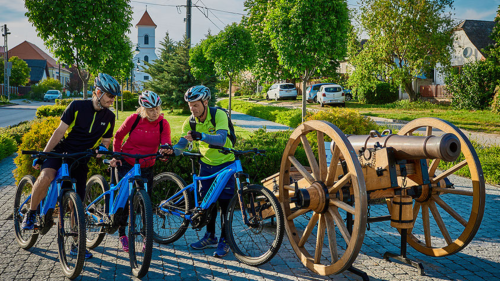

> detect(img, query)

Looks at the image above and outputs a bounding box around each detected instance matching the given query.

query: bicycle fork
[235,172,259,227]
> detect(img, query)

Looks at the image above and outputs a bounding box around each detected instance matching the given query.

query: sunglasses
[105,92,116,99]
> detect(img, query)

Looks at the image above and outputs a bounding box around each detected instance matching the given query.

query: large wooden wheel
[396,117,485,256]
[279,120,367,275]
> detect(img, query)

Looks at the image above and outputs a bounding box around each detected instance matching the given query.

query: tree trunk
[77,68,90,99]
[228,75,232,119]
[302,77,307,122]
[404,80,417,102]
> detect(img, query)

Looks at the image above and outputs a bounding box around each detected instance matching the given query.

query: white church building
[133,10,158,90]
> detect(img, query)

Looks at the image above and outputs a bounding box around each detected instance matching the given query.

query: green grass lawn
[113,109,252,140]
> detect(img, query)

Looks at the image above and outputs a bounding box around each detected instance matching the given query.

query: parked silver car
[266,83,298,101]
[43,90,62,102]
[316,84,345,107]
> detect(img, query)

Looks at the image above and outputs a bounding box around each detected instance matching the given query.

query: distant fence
[420,85,451,98]
[0,85,31,96]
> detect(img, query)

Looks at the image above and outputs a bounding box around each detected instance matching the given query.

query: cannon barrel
[347,133,461,162]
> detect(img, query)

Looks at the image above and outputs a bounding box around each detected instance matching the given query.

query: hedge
[36,105,67,119]
[0,133,17,162]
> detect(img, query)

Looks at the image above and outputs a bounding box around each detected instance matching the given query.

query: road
[0,100,54,128]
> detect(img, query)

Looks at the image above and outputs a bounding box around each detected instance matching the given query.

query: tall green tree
[25,0,133,99]
[349,0,455,102]
[189,34,217,84]
[485,5,500,83]
[265,0,350,120]
[206,23,256,117]
[0,56,30,86]
[144,35,214,113]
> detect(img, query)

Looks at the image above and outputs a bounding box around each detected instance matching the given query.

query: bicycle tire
[58,191,86,279]
[84,174,108,249]
[151,172,190,244]
[225,184,284,266]
[13,175,39,249]
[129,189,153,278]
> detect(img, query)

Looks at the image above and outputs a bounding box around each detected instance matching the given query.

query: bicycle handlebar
[22,150,98,159]
[179,147,266,158]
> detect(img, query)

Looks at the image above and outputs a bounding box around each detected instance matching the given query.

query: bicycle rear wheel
[13,175,39,249]
[58,191,86,279]
[84,175,108,249]
[151,172,190,244]
[129,189,153,278]
[225,184,284,266]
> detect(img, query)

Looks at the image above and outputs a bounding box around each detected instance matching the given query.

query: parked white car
[316,84,345,107]
[266,83,297,101]
[43,90,62,102]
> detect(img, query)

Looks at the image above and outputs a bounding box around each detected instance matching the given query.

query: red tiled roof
[136,10,157,27]
[8,41,69,71]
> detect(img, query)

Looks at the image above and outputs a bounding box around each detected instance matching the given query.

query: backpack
[189,107,236,147]
[129,114,164,143]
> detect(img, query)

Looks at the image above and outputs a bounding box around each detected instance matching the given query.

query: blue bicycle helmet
[95,73,121,96]
[139,90,162,108]
[184,85,211,102]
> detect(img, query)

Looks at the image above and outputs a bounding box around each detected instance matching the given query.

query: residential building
[8,41,71,86]
[133,10,158,90]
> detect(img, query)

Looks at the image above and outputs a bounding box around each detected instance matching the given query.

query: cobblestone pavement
[1,153,499,281]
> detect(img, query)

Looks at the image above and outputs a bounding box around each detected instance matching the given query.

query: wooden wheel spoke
[301,135,320,181]
[431,160,467,184]
[409,202,421,233]
[426,126,433,136]
[329,207,351,243]
[317,131,328,182]
[314,215,326,263]
[428,159,440,178]
[287,209,309,221]
[288,156,315,184]
[432,195,467,227]
[429,201,453,245]
[422,204,431,247]
[324,212,338,262]
[298,212,319,247]
[433,187,473,196]
[328,172,352,194]
[325,144,341,186]
[329,199,355,215]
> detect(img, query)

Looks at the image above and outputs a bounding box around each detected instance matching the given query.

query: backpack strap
[189,115,197,131]
[159,119,164,144]
[129,114,141,135]
[209,107,217,128]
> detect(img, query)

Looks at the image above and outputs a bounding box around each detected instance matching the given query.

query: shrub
[0,119,39,144]
[357,83,397,104]
[14,117,60,183]
[305,107,379,135]
[0,133,17,162]
[30,84,48,101]
[122,98,139,111]
[492,85,500,114]
[55,99,74,106]
[122,90,134,100]
[36,105,66,118]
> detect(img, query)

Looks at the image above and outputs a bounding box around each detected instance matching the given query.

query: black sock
[27,210,36,216]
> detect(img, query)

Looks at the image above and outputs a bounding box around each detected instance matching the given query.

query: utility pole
[186,0,192,48]
[2,24,11,101]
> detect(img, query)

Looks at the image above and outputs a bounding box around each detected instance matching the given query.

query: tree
[349,0,455,102]
[0,56,31,86]
[144,35,213,113]
[66,65,84,94]
[265,0,350,120]
[25,0,133,99]
[205,23,256,117]
[485,5,500,84]
[189,34,217,84]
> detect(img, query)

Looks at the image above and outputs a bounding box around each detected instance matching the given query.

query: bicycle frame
[85,161,145,221]
[18,163,74,219]
[159,159,245,222]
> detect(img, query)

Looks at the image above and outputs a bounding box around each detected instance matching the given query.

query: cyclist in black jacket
[22,73,121,259]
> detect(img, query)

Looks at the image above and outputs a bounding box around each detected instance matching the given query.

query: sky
[1,0,499,61]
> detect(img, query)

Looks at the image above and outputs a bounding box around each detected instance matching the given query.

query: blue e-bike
[151,147,285,266]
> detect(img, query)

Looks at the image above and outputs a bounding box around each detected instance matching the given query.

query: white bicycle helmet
[94,73,121,96]
[184,85,211,102]
[139,90,162,108]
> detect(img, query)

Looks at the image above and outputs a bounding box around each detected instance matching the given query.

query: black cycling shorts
[41,155,90,201]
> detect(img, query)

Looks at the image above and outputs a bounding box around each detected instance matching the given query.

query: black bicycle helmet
[94,73,121,96]
[184,85,211,102]
[139,90,162,108]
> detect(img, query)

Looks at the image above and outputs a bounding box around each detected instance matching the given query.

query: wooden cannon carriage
[261,118,485,277]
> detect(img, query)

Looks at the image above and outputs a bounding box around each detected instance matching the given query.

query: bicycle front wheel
[13,175,38,249]
[151,172,190,244]
[84,175,108,249]
[225,184,284,266]
[129,189,153,278]
[58,191,86,279]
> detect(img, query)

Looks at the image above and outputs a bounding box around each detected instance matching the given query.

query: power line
[131,0,245,16]
[199,0,226,26]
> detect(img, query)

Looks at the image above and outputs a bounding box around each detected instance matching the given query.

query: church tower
[134,10,158,89]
